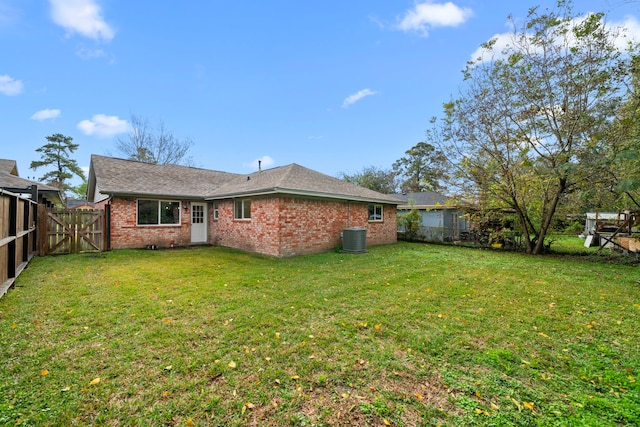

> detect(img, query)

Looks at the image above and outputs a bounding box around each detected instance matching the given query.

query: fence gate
[40,208,107,255]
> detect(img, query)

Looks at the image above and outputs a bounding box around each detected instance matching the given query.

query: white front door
[190,203,207,243]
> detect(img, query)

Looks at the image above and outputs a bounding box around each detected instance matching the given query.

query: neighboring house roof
[0,159,19,175]
[0,158,63,206]
[207,163,401,204]
[87,155,241,201]
[585,212,621,220]
[392,191,470,209]
[67,199,96,209]
[87,155,400,205]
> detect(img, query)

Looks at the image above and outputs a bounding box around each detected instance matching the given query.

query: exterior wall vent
[342,227,367,253]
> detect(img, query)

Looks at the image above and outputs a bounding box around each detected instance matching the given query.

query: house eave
[101,190,207,201]
[397,204,470,210]
[206,187,401,205]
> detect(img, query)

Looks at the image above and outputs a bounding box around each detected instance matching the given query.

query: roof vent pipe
[258,160,261,172]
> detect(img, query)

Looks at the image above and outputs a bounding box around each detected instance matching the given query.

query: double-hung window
[137,200,181,225]
[213,201,219,220]
[234,199,251,220]
[368,204,383,222]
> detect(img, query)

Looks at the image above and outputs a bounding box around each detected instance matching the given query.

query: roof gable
[0,159,18,176]
[88,155,241,200]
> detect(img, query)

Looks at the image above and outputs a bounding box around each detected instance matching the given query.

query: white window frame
[213,201,219,220]
[234,199,251,220]
[137,199,181,226]
[368,204,383,222]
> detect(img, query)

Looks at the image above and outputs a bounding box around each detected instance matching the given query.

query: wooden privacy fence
[38,208,108,255]
[0,189,37,297]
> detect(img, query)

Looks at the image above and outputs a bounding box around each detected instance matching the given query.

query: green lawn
[1,243,638,426]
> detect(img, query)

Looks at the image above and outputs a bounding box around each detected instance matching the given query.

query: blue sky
[2,0,639,186]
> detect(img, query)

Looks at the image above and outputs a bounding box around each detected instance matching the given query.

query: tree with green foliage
[595,56,640,209]
[392,141,446,193]
[397,199,422,241]
[30,133,85,200]
[338,166,398,194]
[426,0,635,254]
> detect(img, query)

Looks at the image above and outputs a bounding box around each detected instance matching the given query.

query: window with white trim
[213,201,219,220]
[234,199,251,220]
[137,200,181,225]
[368,204,383,222]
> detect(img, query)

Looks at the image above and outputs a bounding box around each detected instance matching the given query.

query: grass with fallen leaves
[1,242,639,426]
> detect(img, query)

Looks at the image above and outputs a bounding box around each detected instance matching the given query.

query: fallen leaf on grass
[538,332,550,338]
[89,378,101,385]
[511,398,522,411]
[41,369,49,377]
[383,419,391,426]
[523,401,535,412]
[414,392,423,400]
[228,361,237,368]
[10,323,17,329]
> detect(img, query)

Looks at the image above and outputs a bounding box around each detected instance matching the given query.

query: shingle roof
[0,159,18,175]
[208,163,401,204]
[88,155,241,200]
[0,158,63,206]
[88,155,400,204]
[392,191,470,208]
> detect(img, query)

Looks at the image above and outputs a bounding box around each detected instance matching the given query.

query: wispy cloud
[397,1,472,37]
[77,114,129,137]
[246,155,275,171]
[470,14,640,64]
[31,109,61,121]
[342,88,377,108]
[49,0,115,42]
[0,2,21,27]
[0,74,23,96]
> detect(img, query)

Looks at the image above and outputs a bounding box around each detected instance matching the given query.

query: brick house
[87,155,399,257]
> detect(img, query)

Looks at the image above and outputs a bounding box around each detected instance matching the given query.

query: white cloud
[0,74,23,96]
[246,155,275,171]
[76,47,107,59]
[342,88,377,108]
[610,15,640,51]
[49,0,115,42]
[470,13,640,64]
[397,1,472,36]
[31,109,61,121]
[77,114,129,137]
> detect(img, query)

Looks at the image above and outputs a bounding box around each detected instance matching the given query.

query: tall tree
[597,56,640,209]
[30,133,85,200]
[338,166,398,194]
[427,1,634,254]
[114,114,194,165]
[392,141,447,193]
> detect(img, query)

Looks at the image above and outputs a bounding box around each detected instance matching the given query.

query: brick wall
[109,197,192,249]
[210,196,397,257]
[109,195,397,255]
